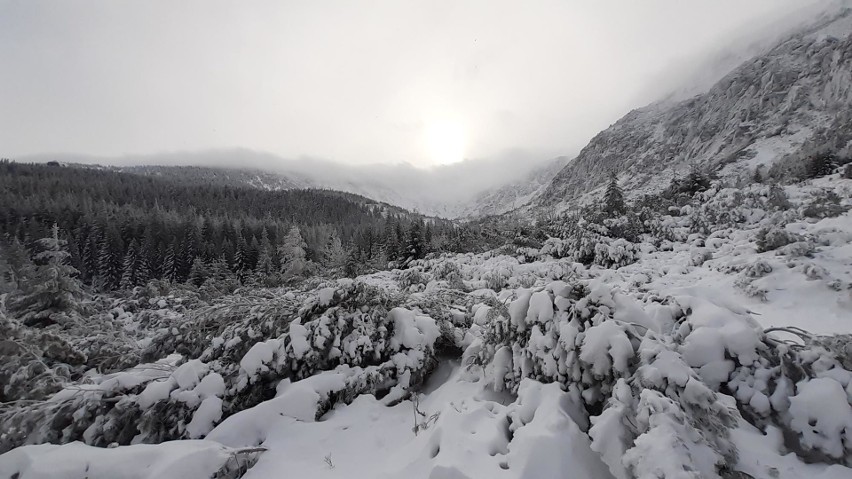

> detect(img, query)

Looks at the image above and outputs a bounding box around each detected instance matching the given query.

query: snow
[137,377,175,409]
[289,320,311,359]
[207,369,351,448]
[318,287,337,306]
[525,290,554,324]
[194,372,225,399]
[388,307,441,352]
[209,365,615,479]
[0,441,239,479]
[239,339,278,381]
[788,377,852,459]
[172,359,208,390]
[5,159,852,479]
[579,321,634,376]
[508,290,532,331]
[186,397,224,439]
[732,422,852,479]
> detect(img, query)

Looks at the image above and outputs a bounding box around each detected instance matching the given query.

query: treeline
[0,161,500,291]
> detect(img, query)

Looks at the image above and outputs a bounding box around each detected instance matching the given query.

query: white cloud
[0,0,827,167]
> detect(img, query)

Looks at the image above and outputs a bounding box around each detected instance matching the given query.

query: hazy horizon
[0,0,828,169]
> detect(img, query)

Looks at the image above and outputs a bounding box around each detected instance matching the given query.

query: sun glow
[423,119,466,167]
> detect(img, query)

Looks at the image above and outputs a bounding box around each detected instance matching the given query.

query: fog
[1,0,828,174]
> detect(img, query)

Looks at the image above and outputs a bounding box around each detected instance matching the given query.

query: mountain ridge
[537,7,852,209]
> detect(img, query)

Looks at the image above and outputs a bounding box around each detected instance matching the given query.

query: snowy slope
[540,7,852,208]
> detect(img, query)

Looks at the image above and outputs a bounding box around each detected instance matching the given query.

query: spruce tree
[233,233,250,281]
[209,255,233,282]
[80,228,100,284]
[0,238,33,292]
[424,223,433,255]
[279,226,308,278]
[405,221,426,263]
[162,240,178,283]
[138,226,158,281]
[383,220,398,261]
[806,153,836,178]
[323,232,348,269]
[120,239,139,290]
[684,167,710,194]
[255,229,275,278]
[248,235,260,270]
[176,224,199,282]
[96,226,123,291]
[188,257,209,286]
[393,222,405,261]
[8,224,83,327]
[603,173,627,217]
[370,246,388,271]
[344,247,364,278]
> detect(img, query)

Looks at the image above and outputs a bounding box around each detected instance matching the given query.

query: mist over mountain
[19,148,564,218]
[14,2,843,220]
[538,6,852,210]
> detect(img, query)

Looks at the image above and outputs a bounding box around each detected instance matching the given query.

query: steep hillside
[540,8,852,207]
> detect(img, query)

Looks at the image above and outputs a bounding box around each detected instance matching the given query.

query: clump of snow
[788,377,852,460]
[579,321,634,376]
[0,440,246,479]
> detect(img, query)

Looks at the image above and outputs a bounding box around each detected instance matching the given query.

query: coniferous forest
[0,160,503,294]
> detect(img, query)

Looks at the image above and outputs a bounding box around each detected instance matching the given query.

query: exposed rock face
[540,9,852,206]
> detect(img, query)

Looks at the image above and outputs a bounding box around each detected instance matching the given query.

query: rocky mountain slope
[539,8,852,208]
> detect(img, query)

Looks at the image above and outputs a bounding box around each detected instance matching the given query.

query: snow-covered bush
[801,189,847,219]
[469,276,852,473]
[396,268,430,292]
[733,259,774,301]
[468,281,747,476]
[429,261,466,291]
[755,225,802,253]
[543,213,641,269]
[593,238,639,269]
[0,279,447,453]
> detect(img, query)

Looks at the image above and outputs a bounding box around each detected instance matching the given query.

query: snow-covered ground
[2,175,852,478]
[4,364,851,479]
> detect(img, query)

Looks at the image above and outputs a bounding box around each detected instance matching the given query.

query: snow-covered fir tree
[279,226,309,279]
[7,225,83,327]
[162,240,178,283]
[603,173,626,216]
[233,233,251,282]
[188,257,209,286]
[0,238,32,293]
[120,239,139,290]
[322,231,347,269]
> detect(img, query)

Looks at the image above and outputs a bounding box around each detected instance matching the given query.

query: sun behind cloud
[423,118,467,167]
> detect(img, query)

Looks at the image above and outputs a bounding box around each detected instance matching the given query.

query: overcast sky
[0,0,827,168]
